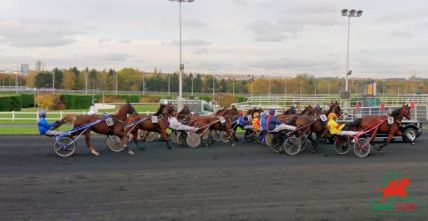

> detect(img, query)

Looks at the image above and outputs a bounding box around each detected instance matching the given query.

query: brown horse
[345,104,410,151]
[126,104,174,150]
[277,102,342,152]
[189,114,235,146]
[72,103,138,156]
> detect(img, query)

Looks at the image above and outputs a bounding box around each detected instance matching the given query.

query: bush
[20,94,34,108]
[0,95,21,111]
[213,93,236,108]
[102,96,126,103]
[140,95,161,103]
[60,94,94,109]
[36,94,60,110]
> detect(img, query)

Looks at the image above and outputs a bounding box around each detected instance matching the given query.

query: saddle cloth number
[151,116,159,124]
[387,116,394,125]
[219,116,226,124]
[105,117,114,126]
[320,114,327,122]
[247,115,252,122]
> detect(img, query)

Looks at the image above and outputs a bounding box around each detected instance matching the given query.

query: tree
[35,71,52,88]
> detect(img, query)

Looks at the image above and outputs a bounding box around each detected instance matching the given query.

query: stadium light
[169,0,195,111]
[341,8,363,106]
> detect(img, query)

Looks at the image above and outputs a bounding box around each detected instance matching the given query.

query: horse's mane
[154,104,166,116]
[390,107,402,117]
[216,108,225,114]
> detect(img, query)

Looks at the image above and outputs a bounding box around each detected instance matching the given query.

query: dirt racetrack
[0,135,427,221]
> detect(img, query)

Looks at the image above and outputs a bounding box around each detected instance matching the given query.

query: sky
[0,0,427,78]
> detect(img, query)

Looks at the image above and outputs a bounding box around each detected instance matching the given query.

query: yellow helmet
[328,112,337,119]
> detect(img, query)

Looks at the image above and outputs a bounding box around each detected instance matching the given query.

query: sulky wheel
[334,137,351,155]
[186,132,201,148]
[269,135,284,154]
[211,130,221,142]
[106,135,125,152]
[353,138,371,158]
[283,136,301,156]
[299,135,309,152]
[178,132,187,145]
[171,131,180,144]
[201,129,213,147]
[54,137,76,157]
[244,130,255,143]
[220,131,231,143]
[264,132,273,146]
[145,132,160,142]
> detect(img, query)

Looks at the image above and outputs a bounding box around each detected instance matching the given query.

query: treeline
[1,67,427,95]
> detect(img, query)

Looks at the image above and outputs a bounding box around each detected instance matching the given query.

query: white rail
[0,111,155,122]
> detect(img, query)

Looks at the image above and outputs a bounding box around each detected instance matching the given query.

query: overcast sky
[0,0,427,78]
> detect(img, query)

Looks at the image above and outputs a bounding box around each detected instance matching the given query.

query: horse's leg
[114,126,134,155]
[379,126,398,150]
[132,129,145,150]
[160,127,171,150]
[84,130,99,156]
[227,128,235,147]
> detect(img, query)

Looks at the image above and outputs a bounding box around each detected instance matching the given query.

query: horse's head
[392,104,411,120]
[126,103,138,116]
[328,102,342,118]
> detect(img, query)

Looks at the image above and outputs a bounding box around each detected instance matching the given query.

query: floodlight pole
[170,0,194,111]
[345,16,350,93]
[342,8,363,107]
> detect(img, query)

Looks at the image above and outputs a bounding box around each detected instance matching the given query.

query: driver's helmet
[260,112,265,118]
[315,104,321,111]
[38,110,46,118]
[328,112,337,120]
[269,108,275,115]
[253,112,260,118]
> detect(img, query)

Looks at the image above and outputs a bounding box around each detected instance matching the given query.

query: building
[20,64,29,74]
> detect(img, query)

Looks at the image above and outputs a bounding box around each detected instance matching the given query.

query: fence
[234,104,428,123]
[243,95,428,107]
[0,110,156,122]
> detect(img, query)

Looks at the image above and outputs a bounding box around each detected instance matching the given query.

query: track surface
[0,135,427,221]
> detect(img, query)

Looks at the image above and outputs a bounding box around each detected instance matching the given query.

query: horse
[277,102,342,152]
[177,105,193,123]
[300,105,316,116]
[189,114,236,146]
[344,104,410,151]
[126,104,175,150]
[72,103,138,156]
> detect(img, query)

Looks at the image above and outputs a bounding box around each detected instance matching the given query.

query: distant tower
[20,64,29,74]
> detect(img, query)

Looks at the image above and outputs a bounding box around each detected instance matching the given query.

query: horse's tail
[344,118,361,130]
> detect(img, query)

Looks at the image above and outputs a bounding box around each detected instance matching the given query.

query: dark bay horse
[126,104,175,150]
[345,104,411,151]
[72,103,138,156]
[277,102,342,152]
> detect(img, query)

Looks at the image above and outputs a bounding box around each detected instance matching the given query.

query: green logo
[368,171,426,217]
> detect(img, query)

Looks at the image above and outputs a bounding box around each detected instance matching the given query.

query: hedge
[20,94,34,108]
[0,95,21,111]
[60,94,95,109]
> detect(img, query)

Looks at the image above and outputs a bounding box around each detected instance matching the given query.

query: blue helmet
[38,110,46,118]
[260,112,265,118]
[269,108,275,115]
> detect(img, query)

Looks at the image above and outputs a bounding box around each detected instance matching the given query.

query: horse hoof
[128,150,135,155]
[91,150,100,156]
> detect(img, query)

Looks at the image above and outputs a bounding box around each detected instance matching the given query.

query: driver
[327,113,358,136]
[37,111,63,136]
[168,110,199,132]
